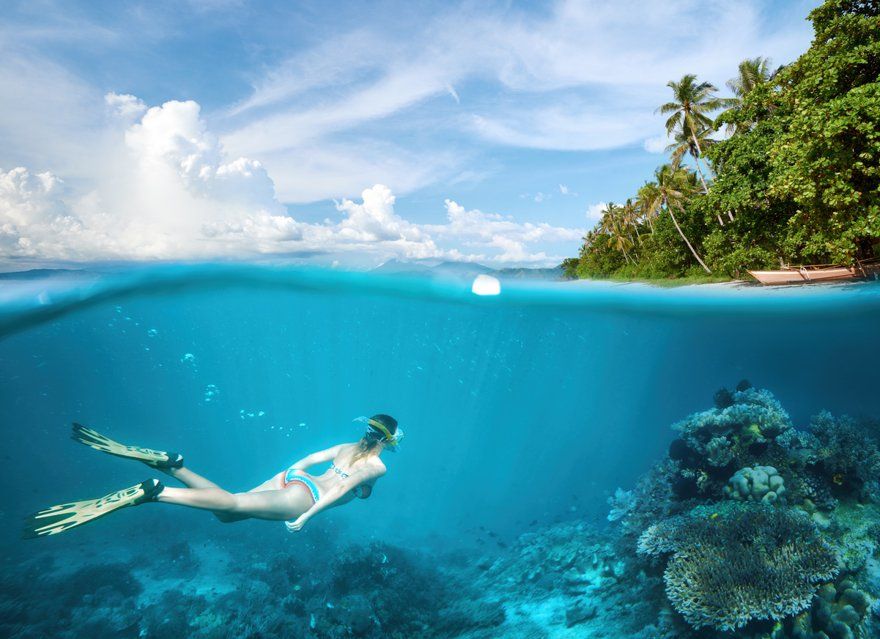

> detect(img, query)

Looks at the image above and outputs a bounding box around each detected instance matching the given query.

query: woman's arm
[287,466,385,531]
[289,445,343,471]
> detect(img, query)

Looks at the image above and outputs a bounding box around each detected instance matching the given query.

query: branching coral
[607,488,637,522]
[809,411,880,496]
[639,504,839,632]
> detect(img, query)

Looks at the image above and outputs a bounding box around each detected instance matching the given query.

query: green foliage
[568,0,880,281]
[769,0,880,262]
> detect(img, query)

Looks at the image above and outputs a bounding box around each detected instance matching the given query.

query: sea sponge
[640,504,839,632]
[724,465,786,504]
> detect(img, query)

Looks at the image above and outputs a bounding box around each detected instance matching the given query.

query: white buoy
[471,274,501,296]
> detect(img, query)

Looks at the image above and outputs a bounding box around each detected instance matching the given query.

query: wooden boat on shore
[748,259,880,285]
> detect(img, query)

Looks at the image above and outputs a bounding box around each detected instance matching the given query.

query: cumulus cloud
[2,94,302,262]
[586,202,606,226]
[0,94,583,266]
[425,199,583,263]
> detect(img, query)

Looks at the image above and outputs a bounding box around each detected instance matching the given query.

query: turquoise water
[2,265,880,638]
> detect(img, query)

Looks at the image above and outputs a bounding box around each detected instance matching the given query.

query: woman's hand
[286,516,308,532]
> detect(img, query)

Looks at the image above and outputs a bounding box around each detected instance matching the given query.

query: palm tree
[622,198,642,245]
[666,126,719,200]
[727,56,774,98]
[667,127,726,225]
[599,203,635,264]
[721,57,778,134]
[657,74,728,189]
[636,182,662,232]
[641,163,712,273]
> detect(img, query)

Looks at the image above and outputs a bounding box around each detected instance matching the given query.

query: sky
[0,0,818,269]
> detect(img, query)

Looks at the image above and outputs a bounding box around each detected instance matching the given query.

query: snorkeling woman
[24,414,402,538]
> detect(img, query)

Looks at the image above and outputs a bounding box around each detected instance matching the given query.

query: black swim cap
[368,414,398,438]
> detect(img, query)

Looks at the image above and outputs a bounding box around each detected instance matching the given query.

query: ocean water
[2,264,880,638]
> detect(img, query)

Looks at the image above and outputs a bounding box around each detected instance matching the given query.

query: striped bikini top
[330,461,369,498]
[330,462,350,479]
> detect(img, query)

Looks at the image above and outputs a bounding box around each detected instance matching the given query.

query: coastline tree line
[563,0,879,281]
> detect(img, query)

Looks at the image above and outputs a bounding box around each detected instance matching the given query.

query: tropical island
[562,0,879,284]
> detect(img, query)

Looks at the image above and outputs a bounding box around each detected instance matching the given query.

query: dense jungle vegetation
[564,0,879,281]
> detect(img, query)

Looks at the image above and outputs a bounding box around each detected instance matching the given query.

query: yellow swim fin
[23,479,164,538]
[72,423,183,469]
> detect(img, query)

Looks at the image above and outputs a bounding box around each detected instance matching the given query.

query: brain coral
[724,465,786,504]
[639,504,838,632]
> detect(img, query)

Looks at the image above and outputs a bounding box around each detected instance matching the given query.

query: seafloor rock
[565,601,597,627]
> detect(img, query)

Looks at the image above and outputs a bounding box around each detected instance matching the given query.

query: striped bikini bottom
[281,468,320,503]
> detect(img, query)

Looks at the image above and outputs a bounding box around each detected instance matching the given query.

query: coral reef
[725,465,786,504]
[640,504,839,631]
[613,384,880,639]
[673,386,793,463]
[790,579,872,639]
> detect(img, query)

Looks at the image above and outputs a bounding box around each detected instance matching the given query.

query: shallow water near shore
[2,264,880,638]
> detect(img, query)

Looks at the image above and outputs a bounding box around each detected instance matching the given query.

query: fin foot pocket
[23,479,164,539]
[71,423,184,469]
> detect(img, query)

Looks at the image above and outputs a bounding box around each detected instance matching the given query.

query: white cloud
[0,94,583,266]
[105,93,147,121]
[426,199,584,263]
[643,134,671,154]
[217,0,812,175]
[559,184,578,196]
[586,202,606,226]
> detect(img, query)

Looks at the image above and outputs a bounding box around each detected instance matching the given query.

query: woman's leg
[163,466,222,490]
[156,485,312,522]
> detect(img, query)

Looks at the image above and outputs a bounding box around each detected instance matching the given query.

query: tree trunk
[690,134,723,226]
[665,197,711,273]
[691,132,715,177]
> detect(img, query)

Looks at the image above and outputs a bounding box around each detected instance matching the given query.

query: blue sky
[0,0,817,268]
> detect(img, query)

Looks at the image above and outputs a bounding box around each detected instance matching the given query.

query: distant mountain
[371,259,434,275]
[371,259,564,281]
[496,266,565,281]
[0,268,90,280]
